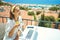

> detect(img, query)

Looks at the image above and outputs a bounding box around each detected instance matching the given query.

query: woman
[3,5,23,40]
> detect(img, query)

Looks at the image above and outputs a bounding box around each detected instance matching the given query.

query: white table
[19,25,60,40]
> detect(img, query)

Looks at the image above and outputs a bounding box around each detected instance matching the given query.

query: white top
[3,16,24,40]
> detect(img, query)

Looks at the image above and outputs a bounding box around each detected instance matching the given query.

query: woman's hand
[17,30,21,36]
[14,30,21,40]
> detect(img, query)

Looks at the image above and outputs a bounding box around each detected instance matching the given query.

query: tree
[58,12,60,18]
[19,6,31,10]
[58,12,60,22]
[41,7,45,14]
[45,16,55,21]
[28,11,37,21]
[28,11,41,25]
[0,1,12,6]
[38,13,45,27]
[38,15,55,27]
[36,11,41,15]
[49,6,60,12]
[39,7,45,26]
[48,16,55,22]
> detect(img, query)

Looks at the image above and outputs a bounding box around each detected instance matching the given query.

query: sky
[4,0,60,5]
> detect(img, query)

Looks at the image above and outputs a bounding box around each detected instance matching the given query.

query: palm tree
[40,7,45,21]
[38,7,45,27]
[42,7,45,14]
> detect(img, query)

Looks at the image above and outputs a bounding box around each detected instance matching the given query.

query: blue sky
[4,0,60,4]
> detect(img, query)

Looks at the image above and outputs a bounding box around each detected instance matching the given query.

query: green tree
[38,13,45,27]
[0,1,12,6]
[28,11,37,21]
[38,15,55,27]
[28,11,41,20]
[49,6,60,12]
[58,12,60,18]
[28,11,41,25]
[44,16,50,21]
[57,12,60,22]
[19,6,31,10]
[49,16,55,22]
[39,7,45,26]
[36,11,41,15]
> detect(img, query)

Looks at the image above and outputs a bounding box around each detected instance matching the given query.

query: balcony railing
[0,16,60,29]
[0,16,9,23]
[0,16,38,25]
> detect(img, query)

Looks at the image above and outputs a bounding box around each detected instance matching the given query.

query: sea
[4,0,60,5]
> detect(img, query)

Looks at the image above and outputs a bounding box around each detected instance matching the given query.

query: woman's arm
[8,24,20,37]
